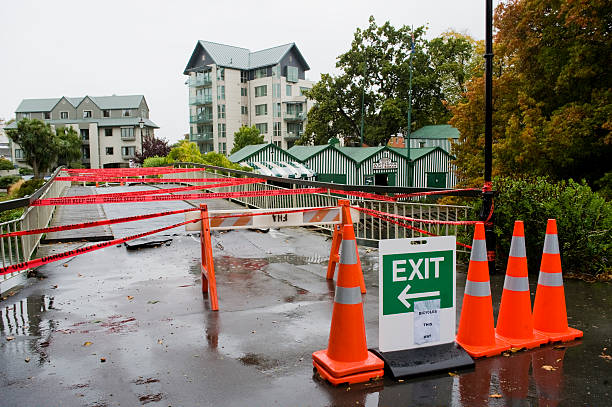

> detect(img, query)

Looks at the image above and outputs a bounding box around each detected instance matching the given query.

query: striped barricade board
[185,207,360,231]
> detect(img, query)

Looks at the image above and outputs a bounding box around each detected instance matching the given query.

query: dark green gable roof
[286,144,331,161]
[388,146,454,160]
[410,124,459,140]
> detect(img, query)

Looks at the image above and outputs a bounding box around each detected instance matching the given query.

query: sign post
[373,236,473,380]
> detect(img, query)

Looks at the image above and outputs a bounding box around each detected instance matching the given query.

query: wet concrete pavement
[1,186,611,406]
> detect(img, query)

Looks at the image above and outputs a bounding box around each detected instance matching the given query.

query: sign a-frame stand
[371,236,474,380]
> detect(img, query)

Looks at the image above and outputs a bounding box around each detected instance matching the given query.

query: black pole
[482,0,496,273]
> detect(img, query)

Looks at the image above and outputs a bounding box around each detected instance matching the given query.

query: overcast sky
[0,0,496,143]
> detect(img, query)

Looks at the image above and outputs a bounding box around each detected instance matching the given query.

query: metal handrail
[0,166,66,212]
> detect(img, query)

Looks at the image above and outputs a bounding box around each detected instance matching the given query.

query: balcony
[189,114,213,124]
[284,112,305,122]
[189,95,213,105]
[284,131,303,140]
[121,134,136,141]
[189,76,212,87]
[190,133,213,142]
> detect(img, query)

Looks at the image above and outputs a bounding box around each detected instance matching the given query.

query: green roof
[5,117,159,130]
[389,146,452,160]
[186,41,310,73]
[410,124,459,140]
[334,146,386,163]
[286,144,330,161]
[15,95,145,113]
[228,144,271,163]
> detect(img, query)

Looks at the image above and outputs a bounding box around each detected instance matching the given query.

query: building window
[241,106,248,115]
[273,140,281,147]
[299,87,309,96]
[22,113,30,119]
[255,104,268,116]
[106,147,114,155]
[216,67,225,81]
[218,142,227,155]
[419,141,426,148]
[83,110,92,118]
[273,83,281,98]
[217,85,225,100]
[218,104,226,119]
[121,127,135,140]
[287,66,298,83]
[103,110,110,118]
[122,109,131,117]
[273,122,281,137]
[255,85,267,97]
[80,129,89,141]
[60,111,68,119]
[273,103,281,117]
[241,87,247,97]
[272,64,280,78]
[254,67,268,79]
[218,123,226,138]
[105,128,113,137]
[255,123,268,134]
[82,146,90,159]
[44,112,51,119]
[286,85,292,96]
[15,149,23,159]
[241,70,248,83]
[121,146,136,157]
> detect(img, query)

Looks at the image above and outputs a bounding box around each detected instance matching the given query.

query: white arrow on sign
[398,284,441,309]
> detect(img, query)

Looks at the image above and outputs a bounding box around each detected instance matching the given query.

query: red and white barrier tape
[32,187,329,206]
[55,177,260,183]
[63,167,205,175]
[0,218,200,276]
[394,188,481,199]
[352,206,480,226]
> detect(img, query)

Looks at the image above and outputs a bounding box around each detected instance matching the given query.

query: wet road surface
[0,186,610,406]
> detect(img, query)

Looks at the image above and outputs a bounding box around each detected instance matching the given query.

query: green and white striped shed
[288,144,356,184]
[390,146,457,188]
[228,143,297,164]
[408,124,459,153]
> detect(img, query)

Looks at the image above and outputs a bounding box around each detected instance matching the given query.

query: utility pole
[482,0,496,272]
[406,28,414,187]
[360,49,367,147]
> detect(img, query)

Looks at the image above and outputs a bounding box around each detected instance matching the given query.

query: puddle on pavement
[1,294,55,338]
[238,352,280,372]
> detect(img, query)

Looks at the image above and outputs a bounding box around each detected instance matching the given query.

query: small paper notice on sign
[414,299,441,345]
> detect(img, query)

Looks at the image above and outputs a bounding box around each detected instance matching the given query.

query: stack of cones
[533,219,582,342]
[312,221,383,385]
[495,221,547,348]
[456,222,510,357]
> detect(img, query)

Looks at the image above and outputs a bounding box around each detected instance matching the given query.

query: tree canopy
[299,17,478,147]
[6,118,80,178]
[231,126,264,154]
[449,0,611,187]
[134,134,171,164]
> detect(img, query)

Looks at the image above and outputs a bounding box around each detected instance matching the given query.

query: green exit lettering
[392,257,445,281]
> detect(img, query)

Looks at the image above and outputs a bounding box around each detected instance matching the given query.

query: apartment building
[7,95,158,169]
[184,41,313,154]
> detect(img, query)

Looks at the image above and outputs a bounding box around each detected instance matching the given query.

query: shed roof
[286,144,330,161]
[410,124,459,140]
[334,146,386,163]
[388,146,453,160]
[228,144,273,163]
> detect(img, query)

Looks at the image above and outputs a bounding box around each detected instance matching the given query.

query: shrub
[471,177,611,277]
[0,158,14,170]
[19,167,34,175]
[14,178,46,198]
[0,175,22,188]
[143,156,168,167]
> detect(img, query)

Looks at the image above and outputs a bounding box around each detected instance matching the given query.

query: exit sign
[379,236,456,352]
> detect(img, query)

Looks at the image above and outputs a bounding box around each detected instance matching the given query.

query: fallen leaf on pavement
[541,365,556,371]
[6,336,15,341]
[62,264,68,268]
[127,296,134,300]
[83,341,93,347]
[448,372,458,377]
[490,394,502,398]
[25,358,30,363]
[599,353,612,361]
[100,357,106,363]
[147,300,159,304]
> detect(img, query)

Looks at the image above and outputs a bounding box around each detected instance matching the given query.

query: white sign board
[378,236,456,352]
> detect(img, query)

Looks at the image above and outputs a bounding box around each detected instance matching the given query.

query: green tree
[6,118,57,178]
[231,126,264,154]
[300,17,477,147]
[166,140,202,163]
[449,0,612,187]
[55,127,82,168]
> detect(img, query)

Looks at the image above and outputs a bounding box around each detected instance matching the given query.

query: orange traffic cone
[533,219,582,342]
[312,222,383,385]
[495,221,548,349]
[456,222,510,357]
[326,200,366,294]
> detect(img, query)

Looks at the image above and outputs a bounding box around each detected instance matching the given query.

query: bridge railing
[0,168,70,291]
[166,164,471,249]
